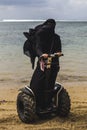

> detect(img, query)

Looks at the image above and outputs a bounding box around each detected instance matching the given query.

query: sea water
[0,21,87,83]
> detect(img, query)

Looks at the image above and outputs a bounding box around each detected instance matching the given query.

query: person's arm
[35,27,48,58]
[36,36,48,58]
[35,35,43,57]
[54,34,62,56]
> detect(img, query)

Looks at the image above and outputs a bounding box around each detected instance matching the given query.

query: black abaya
[30,19,62,108]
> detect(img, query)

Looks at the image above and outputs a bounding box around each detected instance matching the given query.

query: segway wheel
[17,92,36,123]
[57,88,71,117]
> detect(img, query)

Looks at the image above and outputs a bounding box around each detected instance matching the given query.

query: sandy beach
[0,79,87,130]
[0,20,87,130]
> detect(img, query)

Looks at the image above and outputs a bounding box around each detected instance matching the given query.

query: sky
[0,0,87,21]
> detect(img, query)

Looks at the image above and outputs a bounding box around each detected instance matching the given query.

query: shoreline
[0,73,87,85]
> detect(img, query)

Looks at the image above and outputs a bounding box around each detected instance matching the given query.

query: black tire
[17,92,36,123]
[57,88,71,117]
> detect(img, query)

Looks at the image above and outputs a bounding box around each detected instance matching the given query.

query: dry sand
[0,81,87,130]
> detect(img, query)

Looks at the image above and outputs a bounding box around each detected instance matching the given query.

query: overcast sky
[0,0,87,21]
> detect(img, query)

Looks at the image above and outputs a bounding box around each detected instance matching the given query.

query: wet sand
[0,79,87,130]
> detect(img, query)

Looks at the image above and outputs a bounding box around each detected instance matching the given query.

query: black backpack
[23,29,37,69]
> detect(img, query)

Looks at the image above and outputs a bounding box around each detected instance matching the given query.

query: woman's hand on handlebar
[41,53,48,58]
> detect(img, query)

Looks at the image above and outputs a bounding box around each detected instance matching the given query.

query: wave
[2,19,45,22]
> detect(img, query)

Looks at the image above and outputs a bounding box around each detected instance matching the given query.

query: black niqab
[35,19,56,56]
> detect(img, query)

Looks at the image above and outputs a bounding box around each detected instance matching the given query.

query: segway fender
[19,86,35,97]
[54,82,63,107]
[54,82,63,94]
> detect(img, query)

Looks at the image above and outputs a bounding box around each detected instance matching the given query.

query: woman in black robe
[30,19,62,109]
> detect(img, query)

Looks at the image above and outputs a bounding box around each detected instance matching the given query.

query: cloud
[0,0,47,7]
[70,0,87,5]
[0,0,87,20]
[46,0,87,20]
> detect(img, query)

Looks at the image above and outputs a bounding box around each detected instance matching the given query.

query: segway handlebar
[39,53,64,60]
[48,53,64,57]
[39,53,64,71]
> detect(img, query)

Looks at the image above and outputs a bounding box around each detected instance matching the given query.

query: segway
[17,53,71,123]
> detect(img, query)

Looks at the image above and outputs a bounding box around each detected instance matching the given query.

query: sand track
[0,84,87,130]
[0,98,87,130]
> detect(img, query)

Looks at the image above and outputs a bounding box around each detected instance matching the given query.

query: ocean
[0,21,87,84]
